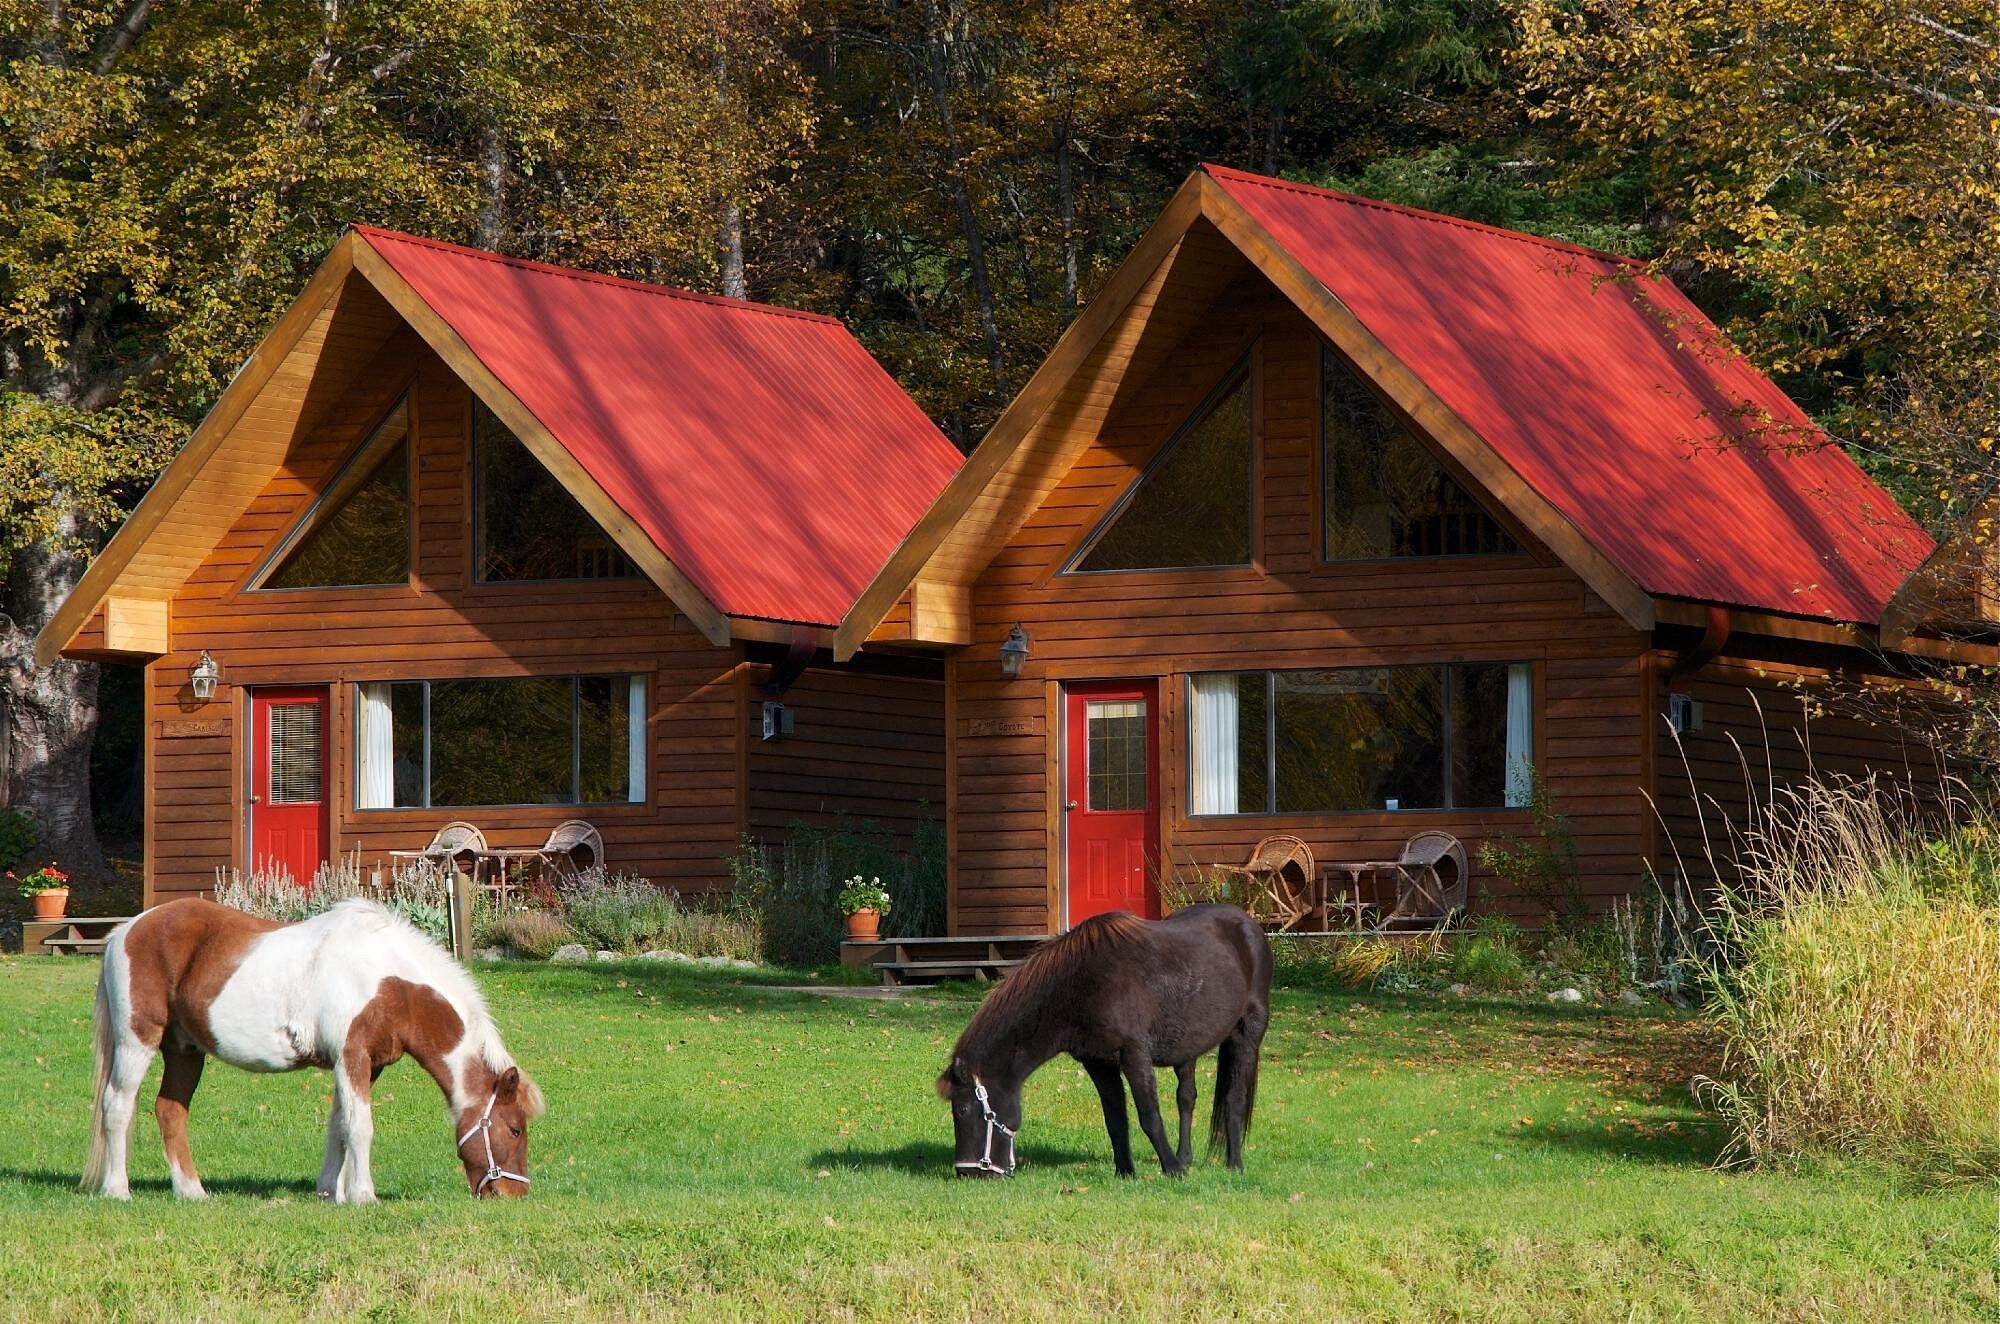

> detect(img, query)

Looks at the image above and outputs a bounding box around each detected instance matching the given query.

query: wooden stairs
[841,934,1046,986]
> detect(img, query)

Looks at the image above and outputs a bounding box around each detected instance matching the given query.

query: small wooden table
[469,848,552,906]
[1319,861,1411,930]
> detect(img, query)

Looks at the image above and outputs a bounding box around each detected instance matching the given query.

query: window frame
[1315,343,1525,567]
[1060,355,1258,577]
[351,672,646,811]
[469,399,640,586]
[246,396,416,594]
[1183,661,1533,818]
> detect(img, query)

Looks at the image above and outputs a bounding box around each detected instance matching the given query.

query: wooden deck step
[23,917,132,956]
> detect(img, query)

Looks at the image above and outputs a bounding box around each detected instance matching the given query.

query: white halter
[954,1079,1017,1176]
[457,1088,530,1195]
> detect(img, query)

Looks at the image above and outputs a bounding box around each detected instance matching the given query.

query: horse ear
[496,1066,521,1103]
[935,1072,953,1100]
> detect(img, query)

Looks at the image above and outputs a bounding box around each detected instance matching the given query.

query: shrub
[1478,770,1588,928]
[1700,778,2000,1181]
[481,908,574,960]
[0,807,34,873]
[557,870,762,960]
[1449,915,1529,991]
[1159,861,1249,913]
[730,813,945,966]
[213,853,458,948]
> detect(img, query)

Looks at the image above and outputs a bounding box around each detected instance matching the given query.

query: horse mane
[319,900,541,1113]
[960,911,1152,1045]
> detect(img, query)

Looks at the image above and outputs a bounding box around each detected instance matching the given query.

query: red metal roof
[1205,165,1933,626]
[354,226,963,628]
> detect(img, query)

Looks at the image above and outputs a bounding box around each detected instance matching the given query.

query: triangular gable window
[1068,360,1253,573]
[259,401,412,590]
[473,402,637,582]
[1322,346,1519,560]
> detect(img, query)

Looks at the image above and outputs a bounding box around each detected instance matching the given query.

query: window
[259,401,411,589]
[1322,347,1519,560]
[1085,700,1150,811]
[354,674,647,808]
[473,402,637,582]
[1187,663,1533,814]
[1068,361,1253,573]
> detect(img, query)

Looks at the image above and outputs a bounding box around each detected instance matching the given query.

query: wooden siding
[950,277,1653,934]
[1648,655,1947,892]
[744,662,946,844]
[147,339,800,902]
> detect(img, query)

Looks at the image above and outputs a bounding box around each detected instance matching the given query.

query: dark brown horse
[936,904,1271,1178]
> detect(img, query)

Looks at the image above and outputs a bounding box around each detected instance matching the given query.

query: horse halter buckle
[955,1079,1017,1176]
[457,1088,530,1195]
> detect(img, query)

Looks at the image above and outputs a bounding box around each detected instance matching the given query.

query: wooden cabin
[39,228,962,904]
[835,165,1993,935]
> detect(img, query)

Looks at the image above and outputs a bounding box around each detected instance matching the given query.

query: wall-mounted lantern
[190,651,220,703]
[998,623,1032,678]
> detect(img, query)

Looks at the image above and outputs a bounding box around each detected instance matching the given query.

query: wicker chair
[1218,834,1318,932]
[539,819,605,882]
[1383,831,1469,929]
[387,821,487,869]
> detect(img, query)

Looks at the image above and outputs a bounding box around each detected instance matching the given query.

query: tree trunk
[476,121,508,249]
[718,200,746,300]
[1,511,109,882]
[922,1,1005,389]
[1263,102,1284,175]
[1056,121,1077,310]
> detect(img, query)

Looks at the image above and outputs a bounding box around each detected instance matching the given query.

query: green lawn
[0,956,1989,1322]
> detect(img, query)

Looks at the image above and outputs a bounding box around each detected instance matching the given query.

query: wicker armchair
[540,819,605,881]
[1382,831,1469,929]
[388,821,487,869]
[1218,834,1318,931]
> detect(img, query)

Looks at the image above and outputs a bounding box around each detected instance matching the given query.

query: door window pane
[1072,365,1252,572]
[1322,347,1519,560]
[268,703,323,804]
[1086,699,1149,811]
[577,676,632,805]
[265,405,411,589]
[1450,664,1511,809]
[474,403,637,582]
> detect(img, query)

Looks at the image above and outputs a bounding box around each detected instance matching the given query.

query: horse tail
[79,933,120,1192]
[1208,1017,1265,1155]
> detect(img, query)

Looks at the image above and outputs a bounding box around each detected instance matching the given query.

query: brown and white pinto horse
[82,897,544,1202]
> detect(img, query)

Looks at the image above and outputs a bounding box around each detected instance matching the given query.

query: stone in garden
[729,958,758,969]
[551,943,590,964]
[473,947,509,962]
[697,954,732,967]
[595,950,616,962]
[1448,983,1470,997]
[1619,990,1644,1006]
[1548,987,1583,1004]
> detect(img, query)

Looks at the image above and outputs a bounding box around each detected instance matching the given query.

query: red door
[1063,680,1161,925]
[251,687,329,885]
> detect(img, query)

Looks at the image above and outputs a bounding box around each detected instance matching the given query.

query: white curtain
[356,682,395,809]
[1505,663,1534,807]
[1188,673,1240,815]
[627,674,648,803]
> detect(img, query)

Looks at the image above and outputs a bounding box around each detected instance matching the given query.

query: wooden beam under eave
[1195,174,1659,635]
[350,239,735,648]
[908,580,973,646]
[101,597,169,657]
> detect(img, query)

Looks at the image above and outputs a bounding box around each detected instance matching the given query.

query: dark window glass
[577,676,633,805]
[1192,663,1525,814]
[1450,664,1510,810]
[474,403,637,582]
[1322,347,1519,560]
[1072,365,1252,572]
[265,408,411,589]
[428,677,575,806]
[1086,700,1149,810]
[390,682,426,809]
[1274,668,1444,812]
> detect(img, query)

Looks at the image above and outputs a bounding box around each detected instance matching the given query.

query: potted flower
[838,875,892,943]
[14,867,72,921]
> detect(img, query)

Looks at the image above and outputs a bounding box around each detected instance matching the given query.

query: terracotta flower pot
[844,909,881,943]
[30,888,69,922]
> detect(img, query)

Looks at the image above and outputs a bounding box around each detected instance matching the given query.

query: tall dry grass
[1698,777,2000,1181]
